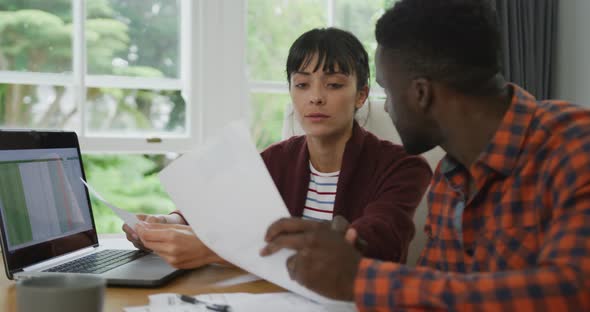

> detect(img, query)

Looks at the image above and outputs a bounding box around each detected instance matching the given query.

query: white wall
[554,0,590,105]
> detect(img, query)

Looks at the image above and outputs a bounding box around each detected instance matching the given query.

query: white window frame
[247,0,386,98]
[0,0,208,154]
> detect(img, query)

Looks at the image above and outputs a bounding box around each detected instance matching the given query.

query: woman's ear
[355,85,370,109]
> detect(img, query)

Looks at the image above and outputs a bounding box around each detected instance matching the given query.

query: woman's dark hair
[286,28,369,90]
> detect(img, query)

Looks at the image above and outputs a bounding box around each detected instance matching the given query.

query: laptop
[0,130,184,287]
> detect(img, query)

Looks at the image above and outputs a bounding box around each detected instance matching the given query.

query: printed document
[158,120,349,305]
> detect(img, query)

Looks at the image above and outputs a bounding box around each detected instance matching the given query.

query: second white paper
[80,178,139,228]
[158,120,342,304]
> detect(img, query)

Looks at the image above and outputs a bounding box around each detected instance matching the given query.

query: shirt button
[465,247,475,256]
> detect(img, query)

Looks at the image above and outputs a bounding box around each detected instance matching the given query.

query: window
[247,0,397,150]
[0,0,198,233]
[0,0,195,152]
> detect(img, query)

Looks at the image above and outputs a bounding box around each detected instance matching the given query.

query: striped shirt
[302,162,339,222]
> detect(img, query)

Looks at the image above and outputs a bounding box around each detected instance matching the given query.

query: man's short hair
[376,0,502,95]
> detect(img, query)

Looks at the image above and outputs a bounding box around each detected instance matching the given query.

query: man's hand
[260,217,362,301]
[134,222,222,269]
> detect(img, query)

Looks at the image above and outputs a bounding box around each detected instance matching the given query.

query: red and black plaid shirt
[354,85,590,311]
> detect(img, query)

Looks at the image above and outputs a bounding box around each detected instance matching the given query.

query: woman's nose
[309,87,325,105]
[310,95,324,105]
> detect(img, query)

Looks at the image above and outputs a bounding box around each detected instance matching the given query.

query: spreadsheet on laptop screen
[0,148,93,252]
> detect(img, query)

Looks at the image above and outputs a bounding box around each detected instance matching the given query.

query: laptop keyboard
[43,249,149,274]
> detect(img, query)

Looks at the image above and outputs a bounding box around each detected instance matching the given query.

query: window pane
[85,88,185,135]
[0,83,79,130]
[334,0,398,88]
[86,0,180,78]
[251,92,290,151]
[83,154,176,233]
[247,0,327,82]
[0,1,72,73]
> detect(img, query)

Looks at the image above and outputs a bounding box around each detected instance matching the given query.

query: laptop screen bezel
[0,130,99,279]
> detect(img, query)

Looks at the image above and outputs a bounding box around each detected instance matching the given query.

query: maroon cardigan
[261,122,432,262]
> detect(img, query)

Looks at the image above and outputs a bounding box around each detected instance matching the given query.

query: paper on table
[123,292,357,312]
[195,293,356,312]
[158,120,345,304]
[80,178,139,228]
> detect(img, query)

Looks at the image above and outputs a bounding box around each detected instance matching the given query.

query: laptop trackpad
[102,253,181,287]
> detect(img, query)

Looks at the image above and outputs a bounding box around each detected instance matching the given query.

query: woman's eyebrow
[292,71,311,76]
[323,71,347,76]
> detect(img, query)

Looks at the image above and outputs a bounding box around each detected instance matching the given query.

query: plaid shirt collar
[440,84,538,188]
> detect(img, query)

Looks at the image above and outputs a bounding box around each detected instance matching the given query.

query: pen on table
[178,294,231,312]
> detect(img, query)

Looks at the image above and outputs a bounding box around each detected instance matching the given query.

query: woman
[124,28,432,268]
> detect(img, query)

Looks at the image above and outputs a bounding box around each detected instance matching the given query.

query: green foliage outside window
[82,154,175,233]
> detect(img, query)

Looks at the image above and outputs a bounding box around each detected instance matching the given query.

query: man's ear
[355,85,370,110]
[411,78,433,113]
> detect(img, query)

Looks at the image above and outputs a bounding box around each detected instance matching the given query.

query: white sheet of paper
[141,292,356,312]
[80,178,139,228]
[194,293,356,312]
[158,120,346,304]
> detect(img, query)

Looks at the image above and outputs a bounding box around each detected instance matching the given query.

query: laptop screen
[0,148,93,252]
[0,131,98,278]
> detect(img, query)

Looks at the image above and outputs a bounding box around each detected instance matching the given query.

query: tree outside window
[0,0,183,233]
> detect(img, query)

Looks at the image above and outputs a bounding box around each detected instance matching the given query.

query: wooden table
[0,236,283,311]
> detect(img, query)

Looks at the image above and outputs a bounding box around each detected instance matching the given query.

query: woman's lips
[305,113,330,122]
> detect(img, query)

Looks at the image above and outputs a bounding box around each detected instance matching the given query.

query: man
[260,0,590,310]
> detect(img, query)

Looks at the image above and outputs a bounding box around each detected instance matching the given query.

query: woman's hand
[134,223,222,269]
[122,213,186,250]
